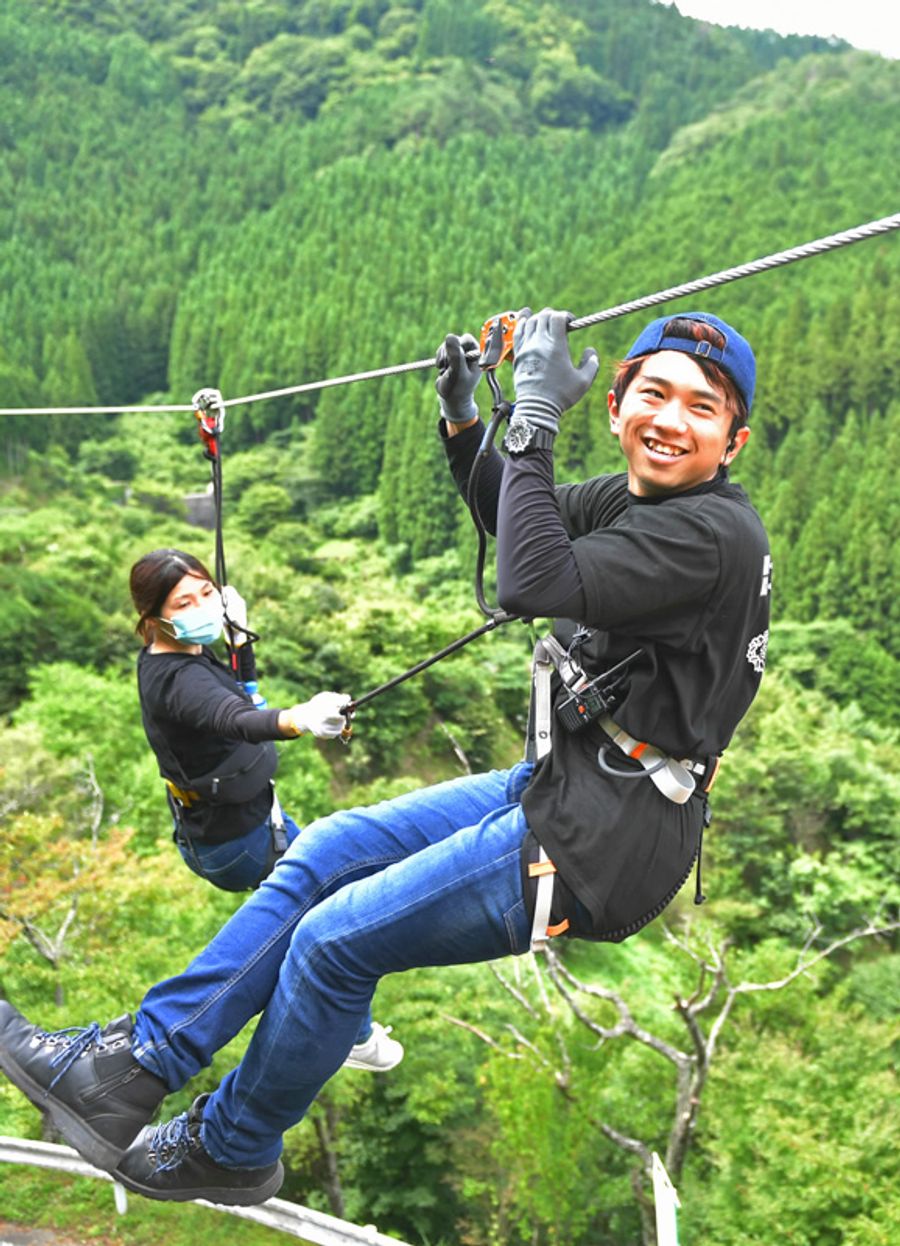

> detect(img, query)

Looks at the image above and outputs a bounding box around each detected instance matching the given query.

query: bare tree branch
[437,722,472,775]
[732,919,899,997]
[489,961,541,1021]
[81,754,104,847]
[504,1023,555,1070]
[465,910,898,1238]
[544,948,689,1067]
[442,1014,517,1054]
[661,921,708,968]
[600,1121,653,1167]
[672,994,708,1070]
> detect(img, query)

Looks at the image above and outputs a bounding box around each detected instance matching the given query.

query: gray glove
[512,307,600,435]
[435,332,482,423]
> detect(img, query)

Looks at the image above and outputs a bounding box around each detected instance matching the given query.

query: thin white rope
[2,212,897,417]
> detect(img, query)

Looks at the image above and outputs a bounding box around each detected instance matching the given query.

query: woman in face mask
[128,548,402,1073]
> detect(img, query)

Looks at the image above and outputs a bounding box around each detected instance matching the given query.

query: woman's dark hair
[130,549,214,642]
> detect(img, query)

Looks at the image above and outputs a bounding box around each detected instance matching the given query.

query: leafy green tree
[684,990,899,1244]
[707,670,900,940]
[416,0,497,61]
[105,31,178,104]
[11,662,165,843]
[458,920,897,1246]
[0,573,110,713]
[234,480,297,537]
[530,48,632,130]
[40,332,97,410]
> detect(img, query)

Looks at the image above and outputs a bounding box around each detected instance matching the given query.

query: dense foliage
[1,1,898,1244]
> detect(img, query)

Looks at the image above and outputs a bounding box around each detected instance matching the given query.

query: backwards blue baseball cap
[625,311,756,417]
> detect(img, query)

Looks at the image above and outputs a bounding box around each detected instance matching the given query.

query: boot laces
[45,1022,104,1089]
[147,1106,203,1172]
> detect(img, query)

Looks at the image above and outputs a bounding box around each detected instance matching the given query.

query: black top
[137,646,284,842]
[445,421,771,939]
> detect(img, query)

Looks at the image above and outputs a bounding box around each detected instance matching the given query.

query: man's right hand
[435,332,482,426]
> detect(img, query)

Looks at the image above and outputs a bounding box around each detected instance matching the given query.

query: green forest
[0,0,898,1243]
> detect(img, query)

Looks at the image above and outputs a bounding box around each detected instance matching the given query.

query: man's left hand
[512,307,599,435]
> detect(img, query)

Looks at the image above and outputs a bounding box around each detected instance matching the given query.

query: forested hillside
[1,2,898,1244]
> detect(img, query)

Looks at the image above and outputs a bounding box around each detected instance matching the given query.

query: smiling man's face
[608,350,750,497]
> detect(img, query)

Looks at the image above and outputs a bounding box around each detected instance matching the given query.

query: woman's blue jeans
[175,810,302,894]
[132,764,534,1168]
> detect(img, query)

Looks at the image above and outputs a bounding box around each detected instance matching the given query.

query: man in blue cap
[0,308,770,1206]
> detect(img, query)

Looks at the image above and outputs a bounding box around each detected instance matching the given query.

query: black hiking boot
[0,1001,167,1171]
[115,1094,284,1205]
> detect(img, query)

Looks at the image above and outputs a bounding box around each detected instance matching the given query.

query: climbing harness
[526,624,566,950]
[529,630,642,762]
[595,715,701,805]
[529,848,570,952]
[527,632,640,950]
[264,786,289,874]
[162,737,279,810]
[194,391,357,747]
[192,388,228,587]
[531,631,706,804]
[524,630,719,945]
[4,212,898,418]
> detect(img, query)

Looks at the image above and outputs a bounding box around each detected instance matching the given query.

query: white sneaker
[343,1022,404,1072]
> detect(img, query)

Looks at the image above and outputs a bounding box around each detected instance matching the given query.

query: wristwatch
[503,415,556,456]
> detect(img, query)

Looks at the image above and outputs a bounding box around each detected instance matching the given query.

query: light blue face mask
[160,598,224,647]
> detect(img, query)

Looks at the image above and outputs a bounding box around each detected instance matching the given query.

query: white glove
[283,691,352,739]
[221,585,249,638]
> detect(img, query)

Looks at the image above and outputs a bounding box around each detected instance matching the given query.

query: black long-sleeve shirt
[138,646,284,842]
[446,430,602,620]
[444,419,771,939]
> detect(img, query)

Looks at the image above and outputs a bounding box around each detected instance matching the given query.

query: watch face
[505,419,533,452]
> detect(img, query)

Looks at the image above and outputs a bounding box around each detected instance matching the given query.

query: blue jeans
[175,811,302,893]
[133,764,534,1167]
[175,808,375,1047]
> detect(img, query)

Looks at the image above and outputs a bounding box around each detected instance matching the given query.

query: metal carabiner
[477,311,518,415]
[192,387,226,460]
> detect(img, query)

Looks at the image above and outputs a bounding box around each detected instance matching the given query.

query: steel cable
[2,212,897,417]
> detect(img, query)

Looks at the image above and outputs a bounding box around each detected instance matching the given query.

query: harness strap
[528,847,570,951]
[269,785,288,854]
[530,638,555,761]
[596,714,697,805]
[530,632,708,806]
[526,640,571,950]
[538,633,584,689]
[165,777,200,808]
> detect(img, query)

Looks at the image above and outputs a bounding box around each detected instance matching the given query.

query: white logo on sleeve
[747,629,768,674]
[760,554,772,597]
